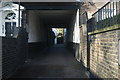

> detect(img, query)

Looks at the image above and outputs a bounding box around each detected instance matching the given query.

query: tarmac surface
[10,44,88,79]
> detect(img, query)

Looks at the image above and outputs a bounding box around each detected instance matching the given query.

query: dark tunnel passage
[1,1,120,80]
[2,2,88,79]
[27,10,77,58]
[9,10,86,79]
[11,9,87,79]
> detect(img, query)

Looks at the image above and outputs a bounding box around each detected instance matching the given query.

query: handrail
[87,1,120,33]
[92,2,110,16]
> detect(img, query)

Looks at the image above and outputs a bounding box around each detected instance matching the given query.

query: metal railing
[88,1,120,32]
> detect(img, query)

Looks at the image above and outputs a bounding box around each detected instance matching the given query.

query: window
[5,13,16,37]
[5,13,16,20]
[5,22,16,37]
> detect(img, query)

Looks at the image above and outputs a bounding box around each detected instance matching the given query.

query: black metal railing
[88,1,120,32]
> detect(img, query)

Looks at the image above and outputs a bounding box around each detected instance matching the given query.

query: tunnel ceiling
[15,2,79,28]
[19,2,80,10]
[34,10,77,28]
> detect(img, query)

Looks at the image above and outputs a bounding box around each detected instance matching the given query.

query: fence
[88,1,120,33]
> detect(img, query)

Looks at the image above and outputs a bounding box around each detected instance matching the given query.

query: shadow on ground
[6,44,89,80]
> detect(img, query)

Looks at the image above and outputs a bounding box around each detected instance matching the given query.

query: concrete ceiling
[35,10,77,28]
[15,2,79,28]
[19,2,80,10]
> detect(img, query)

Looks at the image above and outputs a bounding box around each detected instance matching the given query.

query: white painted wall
[28,11,47,43]
[67,9,80,43]
[0,2,3,37]
[73,9,80,43]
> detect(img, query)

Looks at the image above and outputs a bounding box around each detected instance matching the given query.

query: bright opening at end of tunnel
[52,28,67,45]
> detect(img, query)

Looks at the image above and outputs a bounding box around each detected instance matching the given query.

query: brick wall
[2,37,18,78]
[89,29,120,78]
[79,26,87,67]
[118,30,120,79]
[118,66,120,79]
[2,28,28,79]
[0,37,2,79]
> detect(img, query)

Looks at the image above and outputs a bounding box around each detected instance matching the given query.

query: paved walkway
[11,44,88,79]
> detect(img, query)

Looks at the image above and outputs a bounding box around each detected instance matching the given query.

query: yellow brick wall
[89,30,119,78]
[118,66,120,79]
[79,26,87,67]
[118,30,120,79]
